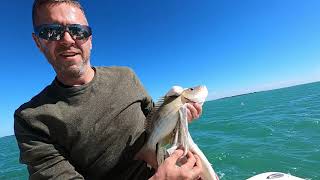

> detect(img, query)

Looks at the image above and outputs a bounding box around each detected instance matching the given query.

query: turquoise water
[0,136,27,180]
[191,82,320,179]
[1,82,320,179]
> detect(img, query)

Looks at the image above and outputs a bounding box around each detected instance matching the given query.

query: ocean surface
[1,82,319,179]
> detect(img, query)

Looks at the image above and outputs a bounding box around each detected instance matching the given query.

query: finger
[191,170,202,180]
[187,104,198,121]
[191,155,202,179]
[194,154,202,170]
[193,103,202,116]
[181,151,196,169]
[166,149,184,164]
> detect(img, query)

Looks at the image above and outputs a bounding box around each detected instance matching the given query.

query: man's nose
[60,31,76,44]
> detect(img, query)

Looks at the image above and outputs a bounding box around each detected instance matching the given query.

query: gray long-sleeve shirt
[14,66,154,179]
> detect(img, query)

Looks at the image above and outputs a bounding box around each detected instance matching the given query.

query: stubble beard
[48,53,91,80]
[61,59,87,78]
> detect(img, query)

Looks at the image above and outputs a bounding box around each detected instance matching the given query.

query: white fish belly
[147,111,179,148]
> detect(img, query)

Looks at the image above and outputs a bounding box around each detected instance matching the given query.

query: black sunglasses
[34,24,92,41]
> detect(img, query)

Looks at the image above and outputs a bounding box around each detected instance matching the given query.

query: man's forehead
[34,3,88,26]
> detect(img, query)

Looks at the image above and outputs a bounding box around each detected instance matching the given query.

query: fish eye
[189,88,194,91]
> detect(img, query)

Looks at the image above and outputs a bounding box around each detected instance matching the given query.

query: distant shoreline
[0,134,15,139]
[211,81,320,101]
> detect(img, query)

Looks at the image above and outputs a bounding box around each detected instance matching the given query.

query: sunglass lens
[68,25,91,40]
[39,25,64,41]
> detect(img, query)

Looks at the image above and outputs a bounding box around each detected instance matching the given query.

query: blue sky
[1,0,320,137]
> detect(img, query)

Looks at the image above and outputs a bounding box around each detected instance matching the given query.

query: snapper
[136,85,219,180]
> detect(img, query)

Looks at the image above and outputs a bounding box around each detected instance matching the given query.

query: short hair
[32,0,86,29]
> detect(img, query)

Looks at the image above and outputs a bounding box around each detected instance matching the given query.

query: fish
[135,85,219,180]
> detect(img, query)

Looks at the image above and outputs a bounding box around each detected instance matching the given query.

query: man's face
[33,3,92,78]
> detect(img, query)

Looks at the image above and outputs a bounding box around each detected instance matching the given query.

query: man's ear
[32,33,45,52]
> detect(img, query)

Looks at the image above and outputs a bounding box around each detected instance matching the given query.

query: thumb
[168,149,184,161]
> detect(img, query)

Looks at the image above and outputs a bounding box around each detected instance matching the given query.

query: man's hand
[149,149,202,180]
[186,103,203,123]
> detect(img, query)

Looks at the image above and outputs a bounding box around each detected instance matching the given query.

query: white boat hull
[247,172,305,180]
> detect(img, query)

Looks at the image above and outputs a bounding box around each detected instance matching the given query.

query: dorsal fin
[144,96,166,133]
[144,86,184,133]
[165,86,184,97]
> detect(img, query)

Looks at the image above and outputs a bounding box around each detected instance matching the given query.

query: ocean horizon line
[207,80,320,101]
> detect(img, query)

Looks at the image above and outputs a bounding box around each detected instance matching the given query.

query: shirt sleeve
[127,67,154,117]
[14,114,85,180]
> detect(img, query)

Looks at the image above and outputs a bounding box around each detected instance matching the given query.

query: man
[14,0,204,179]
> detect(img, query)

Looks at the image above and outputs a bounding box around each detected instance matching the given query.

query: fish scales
[136,85,219,180]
